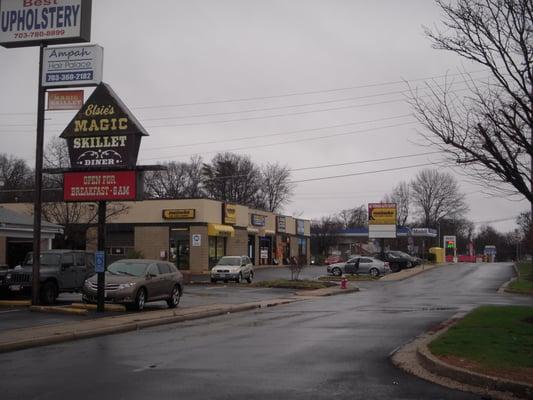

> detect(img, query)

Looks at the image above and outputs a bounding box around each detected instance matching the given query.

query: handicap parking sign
[95,251,105,273]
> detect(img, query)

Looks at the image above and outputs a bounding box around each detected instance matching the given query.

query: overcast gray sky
[0,0,528,232]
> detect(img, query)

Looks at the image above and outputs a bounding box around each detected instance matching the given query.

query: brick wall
[226,228,247,257]
[134,226,169,261]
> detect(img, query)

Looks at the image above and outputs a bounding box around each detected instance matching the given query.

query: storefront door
[248,235,255,265]
[170,229,190,270]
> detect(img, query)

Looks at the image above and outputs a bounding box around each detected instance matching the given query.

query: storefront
[0,199,311,274]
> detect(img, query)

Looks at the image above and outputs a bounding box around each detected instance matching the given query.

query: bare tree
[410,168,469,227]
[41,137,129,248]
[516,211,532,254]
[256,163,294,212]
[409,0,532,218]
[383,181,411,226]
[310,216,343,257]
[202,152,262,207]
[337,205,368,228]
[144,156,204,199]
[0,154,33,202]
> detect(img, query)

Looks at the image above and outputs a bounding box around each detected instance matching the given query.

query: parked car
[374,251,413,272]
[327,256,390,277]
[324,255,345,265]
[82,259,183,311]
[1,250,95,304]
[210,256,254,283]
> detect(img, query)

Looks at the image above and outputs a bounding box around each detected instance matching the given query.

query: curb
[391,312,533,400]
[0,299,300,354]
[417,342,533,399]
[294,287,359,297]
[69,303,126,312]
[29,305,89,316]
[380,263,439,282]
[0,300,31,307]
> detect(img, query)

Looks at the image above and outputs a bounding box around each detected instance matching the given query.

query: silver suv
[210,256,254,283]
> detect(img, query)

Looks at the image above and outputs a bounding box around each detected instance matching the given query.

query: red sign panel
[48,90,84,110]
[64,171,137,202]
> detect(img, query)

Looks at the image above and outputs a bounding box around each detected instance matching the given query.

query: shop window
[209,236,226,268]
[298,238,307,256]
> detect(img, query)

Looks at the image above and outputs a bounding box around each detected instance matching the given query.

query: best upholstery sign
[0,0,84,43]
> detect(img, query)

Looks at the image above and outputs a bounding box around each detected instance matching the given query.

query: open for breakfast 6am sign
[63,170,137,201]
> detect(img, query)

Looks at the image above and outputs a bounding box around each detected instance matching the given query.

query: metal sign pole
[31,42,47,306]
[97,201,106,312]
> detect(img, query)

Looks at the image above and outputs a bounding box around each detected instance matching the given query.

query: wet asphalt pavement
[1,262,532,400]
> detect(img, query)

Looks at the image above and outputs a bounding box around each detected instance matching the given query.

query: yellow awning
[208,223,235,237]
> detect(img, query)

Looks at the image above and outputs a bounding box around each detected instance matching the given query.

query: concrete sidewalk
[0,286,354,354]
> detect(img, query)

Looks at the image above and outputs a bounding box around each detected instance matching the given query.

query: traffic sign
[95,251,105,273]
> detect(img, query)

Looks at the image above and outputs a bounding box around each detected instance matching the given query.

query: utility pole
[31,43,47,306]
[97,201,106,313]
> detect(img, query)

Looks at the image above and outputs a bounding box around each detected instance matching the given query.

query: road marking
[0,309,22,315]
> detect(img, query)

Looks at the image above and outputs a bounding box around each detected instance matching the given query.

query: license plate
[9,284,21,291]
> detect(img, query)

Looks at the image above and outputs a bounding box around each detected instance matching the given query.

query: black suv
[2,250,95,304]
[374,251,413,272]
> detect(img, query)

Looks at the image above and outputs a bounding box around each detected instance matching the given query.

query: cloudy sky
[0,0,528,232]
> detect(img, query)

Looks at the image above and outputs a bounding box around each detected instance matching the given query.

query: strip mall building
[2,200,310,274]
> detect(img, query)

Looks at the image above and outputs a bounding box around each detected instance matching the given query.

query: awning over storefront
[247,227,259,234]
[208,223,235,237]
[264,229,276,236]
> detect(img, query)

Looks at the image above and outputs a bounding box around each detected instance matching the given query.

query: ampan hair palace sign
[60,82,148,169]
[0,0,92,48]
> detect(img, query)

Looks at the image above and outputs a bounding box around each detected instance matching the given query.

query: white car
[210,256,254,283]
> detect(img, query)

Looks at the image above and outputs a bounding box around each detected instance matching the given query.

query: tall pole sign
[60,83,148,312]
[0,0,92,306]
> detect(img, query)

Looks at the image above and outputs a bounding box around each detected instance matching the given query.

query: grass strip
[429,305,533,370]
[252,279,336,290]
[507,261,533,294]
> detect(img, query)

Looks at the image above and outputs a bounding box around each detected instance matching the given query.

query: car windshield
[216,257,241,266]
[107,261,149,277]
[23,253,61,266]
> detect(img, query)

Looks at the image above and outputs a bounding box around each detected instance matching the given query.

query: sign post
[96,201,106,312]
[1,0,93,305]
[443,235,457,263]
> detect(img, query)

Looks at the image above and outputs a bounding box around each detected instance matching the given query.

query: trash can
[429,247,444,263]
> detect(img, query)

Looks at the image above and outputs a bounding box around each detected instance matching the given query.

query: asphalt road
[1,262,531,400]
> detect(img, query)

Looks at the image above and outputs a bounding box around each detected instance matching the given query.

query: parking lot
[0,264,388,333]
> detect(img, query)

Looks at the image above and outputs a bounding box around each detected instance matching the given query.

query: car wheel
[246,271,254,284]
[235,273,242,283]
[40,281,58,305]
[167,285,181,309]
[134,288,146,311]
[369,268,380,278]
[332,267,342,276]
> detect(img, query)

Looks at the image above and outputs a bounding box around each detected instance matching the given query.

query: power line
[138,120,419,162]
[290,151,443,172]
[0,69,486,121]
[143,114,413,151]
[289,162,440,184]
